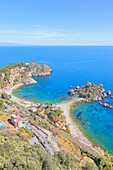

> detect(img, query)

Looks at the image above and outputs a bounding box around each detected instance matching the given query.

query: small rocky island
[0,62,52,88]
[68,82,113,108]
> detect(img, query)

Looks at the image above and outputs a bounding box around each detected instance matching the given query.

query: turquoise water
[0,46,113,154]
[0,123,6,127]
[71,100,113,154]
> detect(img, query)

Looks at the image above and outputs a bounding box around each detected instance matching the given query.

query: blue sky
[0,0,113,45]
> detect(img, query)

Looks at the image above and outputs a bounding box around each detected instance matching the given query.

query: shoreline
[57,99,105,155]
[4,83,105,155]
[56,98,92,146]
[69,106,107,151]
[5,83,38,107]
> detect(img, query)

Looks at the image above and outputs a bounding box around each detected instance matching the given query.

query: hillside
[0,62,52,88]
[0,128,76,170]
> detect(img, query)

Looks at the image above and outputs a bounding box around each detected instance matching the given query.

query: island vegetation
[68,82,112,104]
[68,82,113,109]
[0,62,52,89]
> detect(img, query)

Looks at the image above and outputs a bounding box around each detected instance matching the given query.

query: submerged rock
[99,101,103,105]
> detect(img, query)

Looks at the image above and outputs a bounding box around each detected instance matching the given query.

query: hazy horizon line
[0,43,113,47]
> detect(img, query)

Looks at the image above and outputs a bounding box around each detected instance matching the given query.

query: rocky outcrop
[25,77,37,85]
[103,103,109,107]
[99,84,103,87]
[107,91,112,95]
[68,89,75,95]
[103,103,113,109]
[76,86,80,89]
[98,97,102,101]
[0,62,52,89]
[38,72,51,76]
[68,82,109,101]
[102,93,107,98]
[68,83,112,109]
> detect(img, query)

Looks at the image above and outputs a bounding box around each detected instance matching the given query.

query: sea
[0,46,113,154]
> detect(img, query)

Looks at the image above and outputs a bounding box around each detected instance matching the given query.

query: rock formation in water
[68,82,110,102]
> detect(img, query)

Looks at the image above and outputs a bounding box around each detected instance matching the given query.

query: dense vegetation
[68,82,106,101]
[0,62,51,88]
[0,127,113,169]
[0,128,75,170]
[0,100,4,108]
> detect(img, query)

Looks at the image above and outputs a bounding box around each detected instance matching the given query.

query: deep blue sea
[0,46,113,154]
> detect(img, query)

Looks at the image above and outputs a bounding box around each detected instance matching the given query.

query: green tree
[0,100,4,108]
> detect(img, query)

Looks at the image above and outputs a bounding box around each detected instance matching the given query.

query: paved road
[31,136,40,145]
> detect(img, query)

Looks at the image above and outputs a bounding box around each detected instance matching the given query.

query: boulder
[50,69,53,72]
[102,93,107,98]
[107,91,112,95]
[99,102,103,105]
[98,97,102,101]
[99,84,103,87]
[109,106,113,109]
[76,86,80,89]
[68,89,75,95]
[103,103,113,109]
[103,103,109,108]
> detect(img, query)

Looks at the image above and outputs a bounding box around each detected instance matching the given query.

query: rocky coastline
[68,82,113,108]
[0,62,52,91]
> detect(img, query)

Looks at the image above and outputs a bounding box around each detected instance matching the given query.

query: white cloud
[31,25,42,27]
[18,32,81,39]
[0,29,81,38]
[0,25,82,45]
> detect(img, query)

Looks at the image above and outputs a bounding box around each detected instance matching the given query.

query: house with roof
[29,107,37,113]
[11,114,22,127]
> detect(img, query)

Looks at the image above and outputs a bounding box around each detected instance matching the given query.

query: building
[11,114,22,127]
[29,107,37,113]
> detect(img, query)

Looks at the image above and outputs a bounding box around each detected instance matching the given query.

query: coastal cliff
[0,62,52,88]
